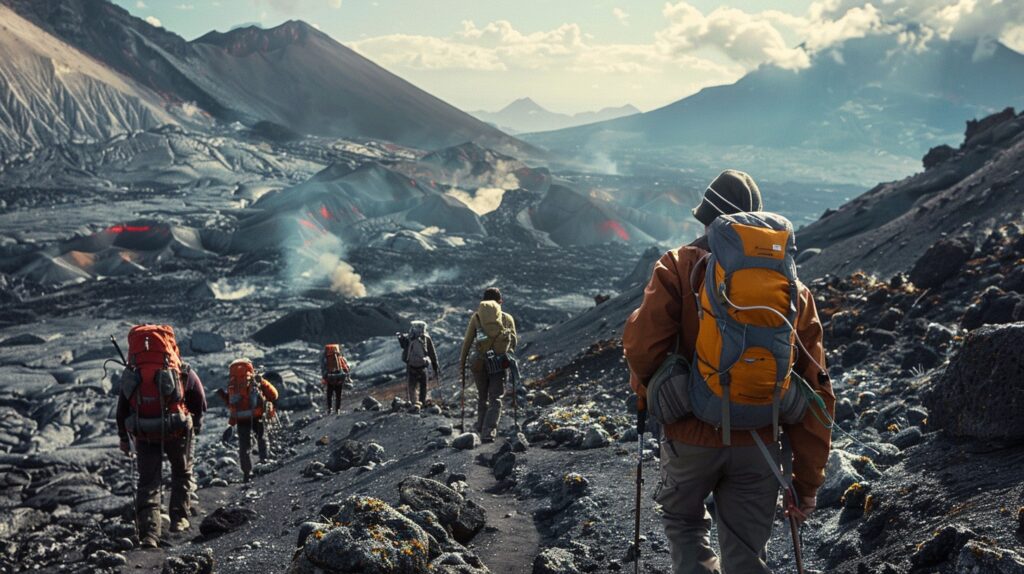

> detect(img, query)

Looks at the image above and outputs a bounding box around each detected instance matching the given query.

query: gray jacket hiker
[401,321,439,404]
[459,288,518,442]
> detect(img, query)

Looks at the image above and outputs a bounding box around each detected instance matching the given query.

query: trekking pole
[634,406,646,574]
[460,367,466,433]
[511,368,518,431]
[110,335,127,365]
[787,488,807,574]
[128,436,139,541]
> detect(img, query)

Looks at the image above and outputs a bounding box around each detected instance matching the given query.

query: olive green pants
[473,367,507,439]
[655,440,780,574]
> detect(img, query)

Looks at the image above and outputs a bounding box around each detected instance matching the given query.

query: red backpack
[227,359,268,425]
[322,344,350,385]
[121,325,191,441]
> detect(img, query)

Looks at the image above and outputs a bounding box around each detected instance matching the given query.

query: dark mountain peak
[192,20,324,56]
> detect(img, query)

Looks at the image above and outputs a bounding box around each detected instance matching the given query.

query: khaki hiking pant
[237,419,268,477]
[473,367,507,439]
[135,435,191,543]
[656,439,780,574]
[407,367,428,404]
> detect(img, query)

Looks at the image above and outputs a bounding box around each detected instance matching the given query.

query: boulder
[199,507,257,539]
[189,331,226,354]
[430,552,491,574]
[909,236,974,290]
[580,425,610,450]
[452,433,480,450]
[162,548,215,574]
[961,287,1024,330]
[328,440,369,472]
[492,451,516,481]
[533,547,580,574]
[911,524,976,568]
[818,450,876,508]
[289,497,431,574]
[955,541,1024,573]
[361,396,382,411]
[925,323,1024,442]
[398,476,486,544]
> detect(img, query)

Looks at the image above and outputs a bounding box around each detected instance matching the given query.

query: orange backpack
[227,359,268,424]
[689,212,807,443]
[121,325,191,441]
[322,344,350,385]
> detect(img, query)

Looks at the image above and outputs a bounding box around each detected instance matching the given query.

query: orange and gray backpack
[690,212,808,443]
[227,359,268,425]
[646,212,809,443]
[321,344,350,385]
[120,325,191,441]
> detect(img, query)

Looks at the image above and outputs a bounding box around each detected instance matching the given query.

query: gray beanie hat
[692,169,763,226]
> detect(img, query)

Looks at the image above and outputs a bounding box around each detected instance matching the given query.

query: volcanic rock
[199,507,258,539]
[533,547,580,574]
[327,440,369,472]
[452,433,480,450]
[252,303,403,346]
[162,548,215,574]
[289,496,431,574]
[398,476,486,544]
[909,236,974,290]
[925,323,1024,442]
[189,331,226,354]
[911,524,976,568]
[955,541,1024,572]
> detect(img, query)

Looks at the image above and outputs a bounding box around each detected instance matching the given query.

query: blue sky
[114,1,1024,114]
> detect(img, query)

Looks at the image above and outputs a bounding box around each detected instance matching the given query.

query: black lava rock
[924,323,1024,442]
[909,236,974,290]
[199,507,257,539]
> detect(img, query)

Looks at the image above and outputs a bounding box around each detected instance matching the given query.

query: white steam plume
[445,187,507,215]
[286,224,367,298]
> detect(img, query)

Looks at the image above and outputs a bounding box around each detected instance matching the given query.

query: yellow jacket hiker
[459,287,518,442]
[623,169,835,574]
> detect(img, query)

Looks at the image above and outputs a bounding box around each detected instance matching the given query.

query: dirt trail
[118,379,548,573]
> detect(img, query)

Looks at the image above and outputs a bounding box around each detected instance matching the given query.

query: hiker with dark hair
[321,344,351,415]
[399,321,439,405]
[115,325,207,548]
[624,170,835,573]
[225,359,279,483]
[460,287,518,443]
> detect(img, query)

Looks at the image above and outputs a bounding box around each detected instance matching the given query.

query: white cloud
[144,15,162,28]
[612,8,629,26]
[177,3,195,10]
[135,1,146,8]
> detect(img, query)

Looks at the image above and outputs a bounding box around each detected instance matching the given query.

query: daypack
[120,324,191,441]
[322,344,350,385]
[646,213,807,443]
[227,359,268,425]
[405,322,431,369]
[473,302,514,357]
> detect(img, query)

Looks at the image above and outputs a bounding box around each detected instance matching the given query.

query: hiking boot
[140,536,159,549]
[243,472,252,483]
[169,518,190,533]
[482,435,495,444]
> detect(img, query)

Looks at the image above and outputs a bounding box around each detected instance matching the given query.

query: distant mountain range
[525,35,1024,183]
[472,98,640,134]
[0,0,529,154]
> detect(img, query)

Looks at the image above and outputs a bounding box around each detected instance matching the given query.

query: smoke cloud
[445,187,507,215]
[285,222,367,298]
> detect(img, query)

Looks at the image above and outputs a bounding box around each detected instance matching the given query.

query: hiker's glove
[119,439,131,455]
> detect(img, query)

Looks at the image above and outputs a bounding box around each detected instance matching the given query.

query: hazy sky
[114,1,1024,114]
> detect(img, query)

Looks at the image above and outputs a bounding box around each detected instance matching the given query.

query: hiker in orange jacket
[225,359,279,483]
[623,170,835,574]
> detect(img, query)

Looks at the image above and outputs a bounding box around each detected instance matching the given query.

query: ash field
[2,1,1024,573]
